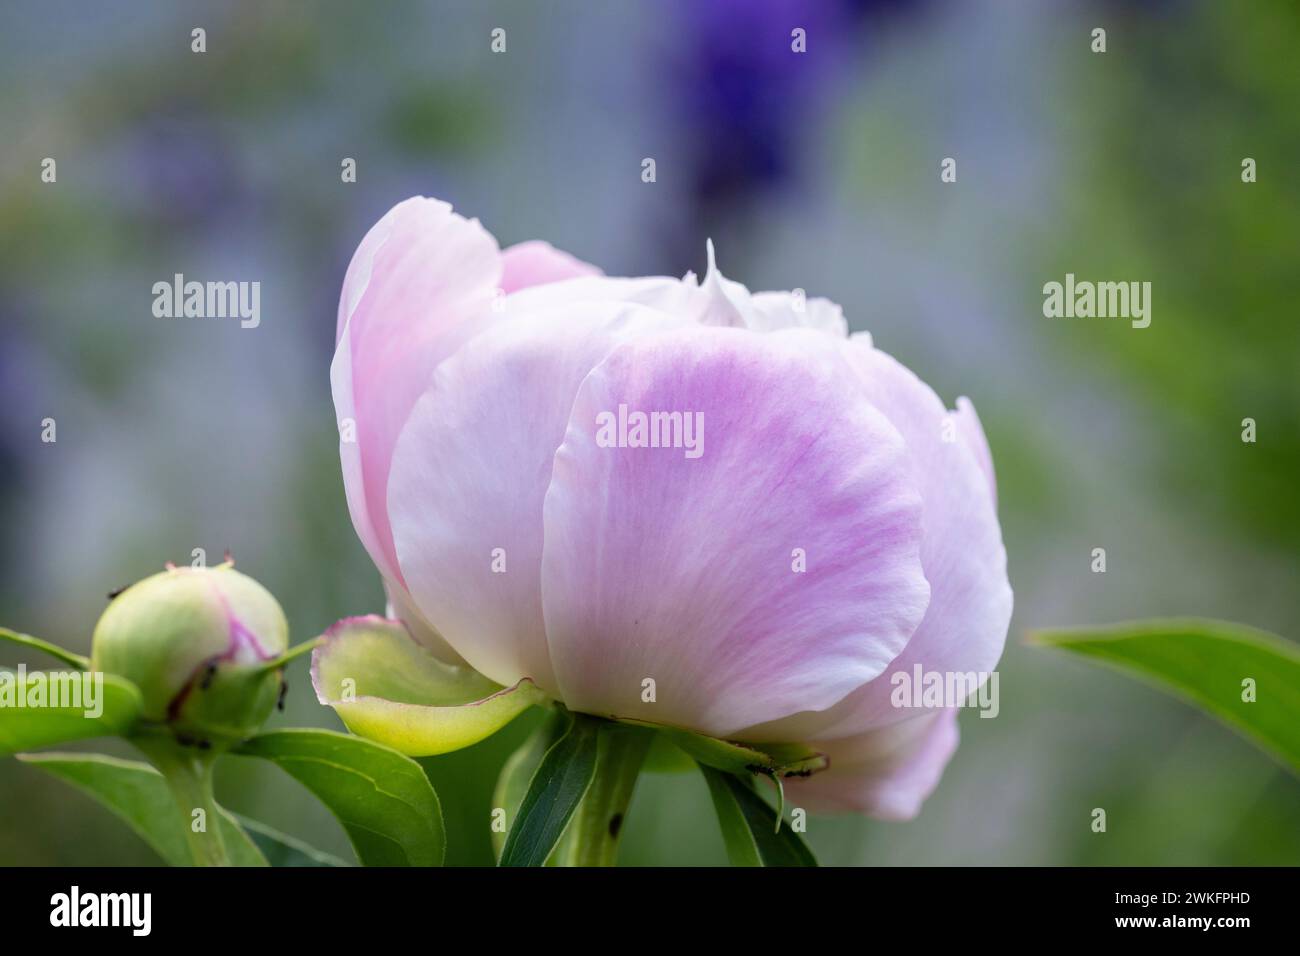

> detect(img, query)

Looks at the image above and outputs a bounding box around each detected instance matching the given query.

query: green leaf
[1031,618,1300,773]
[0,670,143,755]
[16,752,268,866]
[491,709,567,861]
[234,728,445,866]
[621,720,827,778]
[233,814,349,867]
[0,627,90,669]
[700,765,818,867]
[500,711,601,867]
[312,616,544,756]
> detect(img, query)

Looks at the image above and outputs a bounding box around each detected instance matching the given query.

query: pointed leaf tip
[1031,617,1300,774]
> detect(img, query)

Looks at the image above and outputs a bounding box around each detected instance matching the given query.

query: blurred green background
[2,0,1297,865]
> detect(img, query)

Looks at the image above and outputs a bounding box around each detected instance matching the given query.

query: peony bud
[91,564,289,749]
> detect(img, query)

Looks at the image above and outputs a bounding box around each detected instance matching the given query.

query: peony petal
[502,274,706,321]
[500,242,845,337]
[744,337,1012,742]
[783,709,960,820]
[499,240,602,293]
[332,197,502,584]
[693,239,758,328]
[499,242,753,330]
[383,579,466,666]
[750,291,849,337]
[955,396,997,507]
[386,302,690,692]
[311,616,543,756]
[541,326,930,738]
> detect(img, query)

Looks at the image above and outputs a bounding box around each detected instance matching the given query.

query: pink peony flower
[317,197,1011,820]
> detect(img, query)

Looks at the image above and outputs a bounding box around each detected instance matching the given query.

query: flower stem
[136,739,230,867]
[560,724,652,867]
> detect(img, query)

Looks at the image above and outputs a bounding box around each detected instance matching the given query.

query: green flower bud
[91,564,289,749]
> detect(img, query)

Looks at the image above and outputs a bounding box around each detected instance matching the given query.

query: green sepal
[700,764,818,867]
[312,616,544,756]
[620,719,827,778]
[492,709,569,861]
[499,710,601,867]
